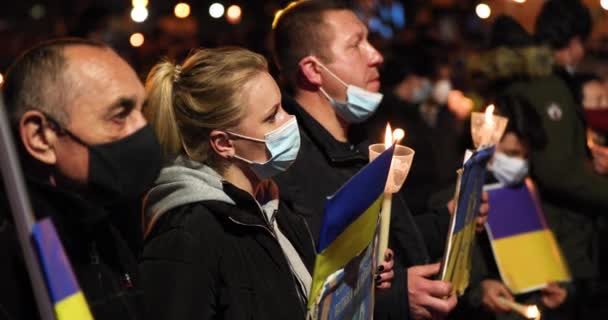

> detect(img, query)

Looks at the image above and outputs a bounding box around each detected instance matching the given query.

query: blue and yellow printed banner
[440,146,494,296]
[308,145,394,319]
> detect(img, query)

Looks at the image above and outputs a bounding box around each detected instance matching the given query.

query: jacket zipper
[227,205,308,311]
[300,216,317,254]
[226,216,273,235]
[89,241,104,293]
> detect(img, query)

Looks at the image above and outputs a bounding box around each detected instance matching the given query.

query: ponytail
[144,47,268,167]
[144,61,183,159]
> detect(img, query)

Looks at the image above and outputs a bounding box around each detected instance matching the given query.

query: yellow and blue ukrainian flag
[486,180,571,293]
[32,217,94,320]
[308,145,394,310]
[440,146,495,296]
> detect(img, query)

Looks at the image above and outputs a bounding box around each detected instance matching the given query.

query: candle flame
[525,305,540,319]
[393,129,405,144]
[384,123,393,149]
[485,104,495,124]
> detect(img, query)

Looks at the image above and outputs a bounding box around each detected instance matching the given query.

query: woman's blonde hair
[144,47,268,167]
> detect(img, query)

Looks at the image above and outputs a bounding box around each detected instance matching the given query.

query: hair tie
[173,65,182,83]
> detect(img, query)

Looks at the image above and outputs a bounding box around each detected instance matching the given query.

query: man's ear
[209,130,235,159]
[298,56,323,87]
[19,110,57,165]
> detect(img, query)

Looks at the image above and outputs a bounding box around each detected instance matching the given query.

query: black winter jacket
[0,179,142,320]
[275,96,451,319]
[140,181,315,320]
[276,96,450,267]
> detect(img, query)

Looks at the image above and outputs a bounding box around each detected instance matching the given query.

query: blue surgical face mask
[410,79,432,104]
[227,116,301,179]
[490,152,529,186]
[315,60,383,124]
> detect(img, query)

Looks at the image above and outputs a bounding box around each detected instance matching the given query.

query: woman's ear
[19,110,58,165]
[209,130,235,159]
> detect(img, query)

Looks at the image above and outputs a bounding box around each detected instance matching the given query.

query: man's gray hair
[2,38,107,127]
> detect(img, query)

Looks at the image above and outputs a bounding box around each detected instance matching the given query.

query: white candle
[498,297,541,319]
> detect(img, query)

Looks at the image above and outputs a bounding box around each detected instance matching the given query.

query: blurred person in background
[535,0,591,103]
[469,10,608,318]
[455,95,572,320]
[535,0,608,180]
[362,55,469,214]
[577,74,608,173]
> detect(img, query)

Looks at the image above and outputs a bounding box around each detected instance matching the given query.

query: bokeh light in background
[174,3,191,19]
[2,0,608,86]
[209,3,225,19]
[131,6,148,23]
[129,32,145,47]
[226,5,242,24]
[30,4,45,20]
[132,0,149,7]
[0,73,4,86]
[475,3,491,19]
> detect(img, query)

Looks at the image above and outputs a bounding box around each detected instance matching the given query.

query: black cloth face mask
[44,114,162,205]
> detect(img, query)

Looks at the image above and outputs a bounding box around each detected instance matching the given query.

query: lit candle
[377,124,395,266]
[479,104,496,147]
[498,297,541,319]
[373,124,412,267]
[384,123,393,150]
[470,103,509,149]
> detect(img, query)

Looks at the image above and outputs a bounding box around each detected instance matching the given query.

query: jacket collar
[282,95,368,164]
[218,180,279,230]
[25,176,109,227]
[23,176,131,269]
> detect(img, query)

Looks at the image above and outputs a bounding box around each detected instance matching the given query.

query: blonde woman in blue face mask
[139,47,393,320]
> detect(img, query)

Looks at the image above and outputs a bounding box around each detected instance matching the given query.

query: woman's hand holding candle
[375,248,394,290]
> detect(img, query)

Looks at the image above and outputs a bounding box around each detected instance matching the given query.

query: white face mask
[490,152,529,186]
[315,60,383,124]
[227,116,301,179]
[432,79,452,105]
[565,65,576,75]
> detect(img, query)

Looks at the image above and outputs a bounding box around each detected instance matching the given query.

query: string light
[130,32,145,47]
[226,5,242,24]
[131,6,148,23]
[209,3,225,18]
[132,0,148,7]
[174,3,191,19]
[475,3,491,19]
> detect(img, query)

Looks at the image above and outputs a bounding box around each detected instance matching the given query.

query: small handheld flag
[486,180,570,293]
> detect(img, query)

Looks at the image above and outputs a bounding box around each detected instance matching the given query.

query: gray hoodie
[143,156,235,237]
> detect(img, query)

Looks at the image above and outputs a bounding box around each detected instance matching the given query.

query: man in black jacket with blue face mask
[0,38,162,320]
[271,1,469,319]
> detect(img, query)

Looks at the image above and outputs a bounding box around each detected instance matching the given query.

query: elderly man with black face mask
[0,38,162,320]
